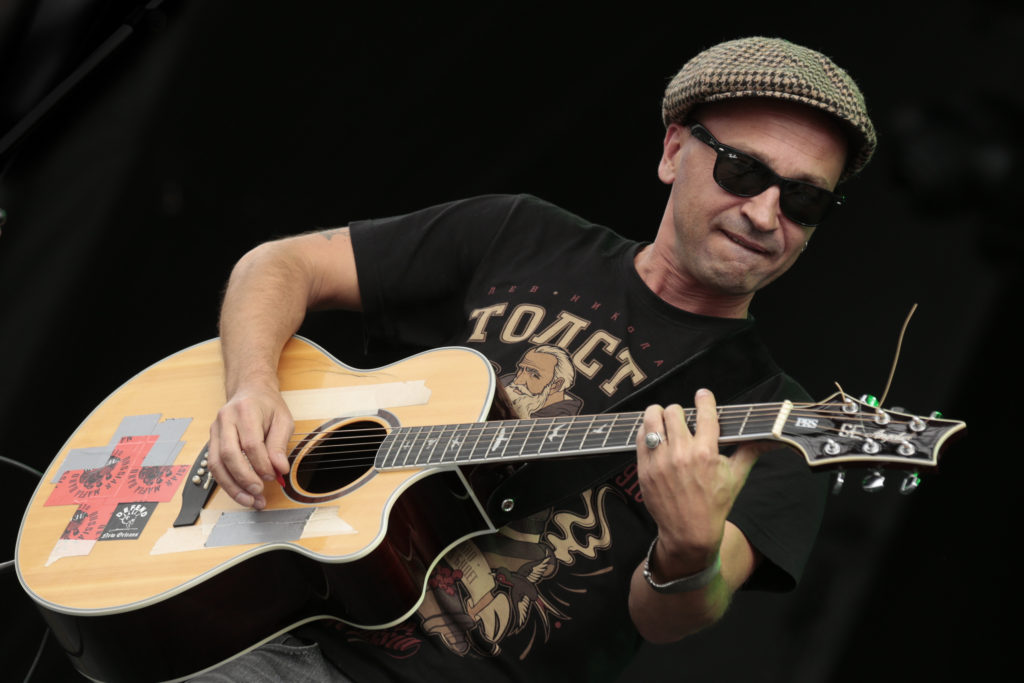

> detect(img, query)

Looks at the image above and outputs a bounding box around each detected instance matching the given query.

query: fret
[450,423,478,464]
[440,424,473,464]
[719,403,783,442]
[580,414,613,451]
[417,425,447,466]
[751,404,780,436]
[395,423,419,466]
[471,421,507,462]
[513,419,537,458]
[618,411,643,448]
[684,408,697,433]
[490,421,514,457]
[736,405,752,438]
[494,420,518,460]
[520,417,555,459]
[426,424,457,465]
[454,423,487,464]
[377,430,398,469]
[389,426,417,467]
[599,414,616,449]
[429,424,449,464]
[557,415,590,454]
[537,416,573,455]
[412,425,436,466]
[499,420,532,459]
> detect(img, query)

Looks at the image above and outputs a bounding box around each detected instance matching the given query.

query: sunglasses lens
[779,181,834,226]
[714,153,773,197]
[714,152,834,226]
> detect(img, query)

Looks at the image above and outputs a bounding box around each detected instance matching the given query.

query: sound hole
[294,419,387,495]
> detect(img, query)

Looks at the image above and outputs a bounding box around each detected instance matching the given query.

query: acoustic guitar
[15,337,964,682]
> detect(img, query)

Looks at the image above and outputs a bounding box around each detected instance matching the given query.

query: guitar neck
[375,402,789,469]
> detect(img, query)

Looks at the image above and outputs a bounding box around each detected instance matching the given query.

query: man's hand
[208,381,294,509]
[636,388,763,577]
[207,228,361,509]
[629,388,768,642]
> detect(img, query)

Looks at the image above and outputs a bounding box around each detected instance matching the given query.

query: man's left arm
[628,389,767,642]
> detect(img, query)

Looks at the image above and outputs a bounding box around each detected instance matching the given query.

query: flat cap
[662,37,876,180]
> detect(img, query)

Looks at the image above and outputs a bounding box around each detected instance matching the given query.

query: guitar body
[16,338,498,683]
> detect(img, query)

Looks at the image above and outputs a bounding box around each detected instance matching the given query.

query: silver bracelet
[642,535,721,593]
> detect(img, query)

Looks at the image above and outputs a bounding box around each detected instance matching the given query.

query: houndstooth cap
[662,37,876,180]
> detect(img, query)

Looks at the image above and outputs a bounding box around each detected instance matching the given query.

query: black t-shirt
[303,194,828,682]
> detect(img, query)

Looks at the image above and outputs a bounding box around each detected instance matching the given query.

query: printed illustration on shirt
[499,344,583,417]
[410,483,616,659]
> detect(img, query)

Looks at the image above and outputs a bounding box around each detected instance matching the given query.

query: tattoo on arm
[320,227,350,241]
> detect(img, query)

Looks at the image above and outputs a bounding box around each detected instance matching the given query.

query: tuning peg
[861,469,886,492]
[899,472,922,495]
[831,470,846,495]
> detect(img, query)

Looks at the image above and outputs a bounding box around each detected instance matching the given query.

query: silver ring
[644,432,663,449]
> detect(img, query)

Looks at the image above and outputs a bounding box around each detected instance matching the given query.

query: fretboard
[375,402,788,470]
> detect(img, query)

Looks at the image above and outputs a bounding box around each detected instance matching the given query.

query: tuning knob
[861,469,885,492]
[831,470,846,495]
[899,472,922,495]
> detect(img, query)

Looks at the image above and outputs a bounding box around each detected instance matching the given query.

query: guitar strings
[274,418,891,475]
[277,404,915,446]
[278,401,904,444]
[268,404,915,473]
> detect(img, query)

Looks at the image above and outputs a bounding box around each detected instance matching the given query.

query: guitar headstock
[779,393,965,490]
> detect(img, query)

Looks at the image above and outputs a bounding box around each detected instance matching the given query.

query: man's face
[506,350,561,418]
[657,99,847,300]
[510,350,558,396]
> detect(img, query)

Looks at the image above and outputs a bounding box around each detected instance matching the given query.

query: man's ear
[658,123,686,185]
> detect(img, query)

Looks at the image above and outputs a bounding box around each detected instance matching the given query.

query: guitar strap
[479,324,786,526]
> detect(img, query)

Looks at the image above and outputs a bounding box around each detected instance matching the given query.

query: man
[202,36,875,682]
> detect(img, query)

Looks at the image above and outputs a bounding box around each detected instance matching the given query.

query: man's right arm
[207,228,361,509]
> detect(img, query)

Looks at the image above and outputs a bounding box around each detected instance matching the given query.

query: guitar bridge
[173,443,217,527]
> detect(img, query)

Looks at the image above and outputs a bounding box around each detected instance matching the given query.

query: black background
[1,1,1018,681]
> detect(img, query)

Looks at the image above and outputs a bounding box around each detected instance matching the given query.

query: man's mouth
[721,229,771,255]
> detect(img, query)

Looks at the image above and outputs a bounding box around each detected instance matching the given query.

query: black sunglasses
[687,122,844,227]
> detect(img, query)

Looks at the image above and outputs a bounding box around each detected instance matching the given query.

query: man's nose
[741,185,782,232]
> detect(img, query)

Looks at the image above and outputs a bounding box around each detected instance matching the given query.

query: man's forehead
[520,350,557,370]
[695,99,848,188]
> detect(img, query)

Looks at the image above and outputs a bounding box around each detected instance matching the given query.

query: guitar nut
[500,498,515,513]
